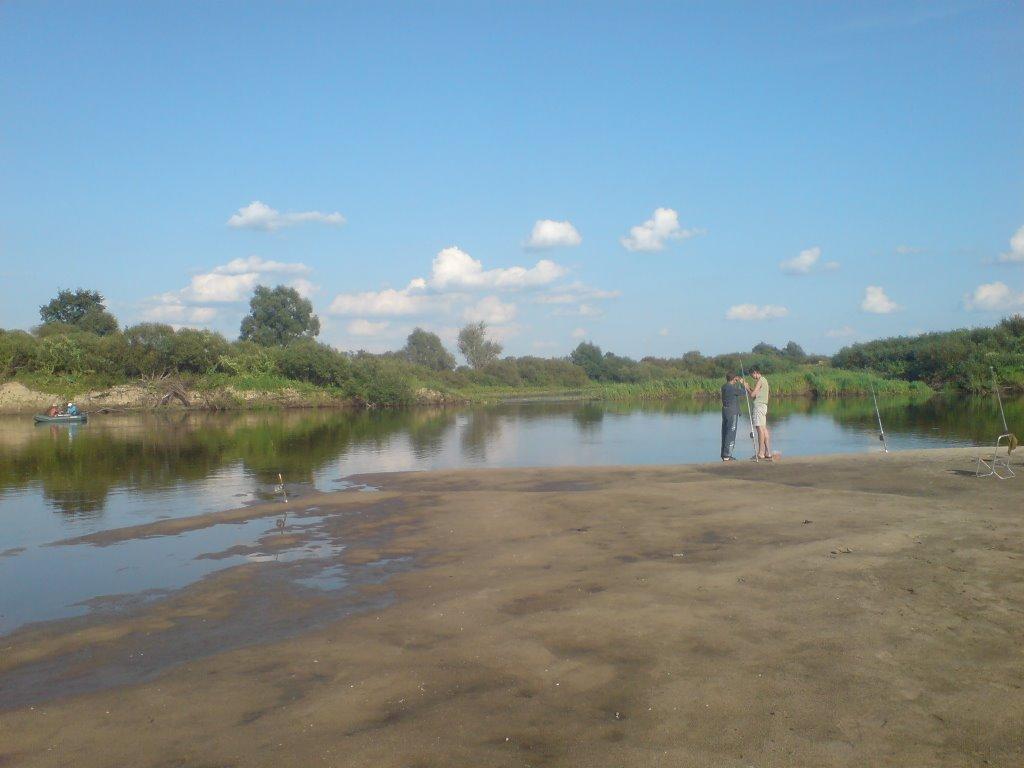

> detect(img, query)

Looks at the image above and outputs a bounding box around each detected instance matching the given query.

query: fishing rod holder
[975,435,1016,480]
[977,369,1016,479]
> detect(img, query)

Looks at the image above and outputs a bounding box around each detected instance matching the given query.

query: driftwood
[159,383,191,407]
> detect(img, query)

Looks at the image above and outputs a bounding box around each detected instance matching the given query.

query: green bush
[0,330,39,375]
[124,323,177,377]
[216,340,279,377]
[277,340,351,388]
[170,329,230,374]
[349,357,414,406]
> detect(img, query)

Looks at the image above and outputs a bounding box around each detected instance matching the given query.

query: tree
[239,285,320,346]
[783,341,807,361]
[39,289,119,335]
[403,328,456,371]
[124,323,176,376]
[569,341,604,380]
[457,322,502,369]
[999,314,1024,337]
[170,329,230,374]
[751,342,782,356]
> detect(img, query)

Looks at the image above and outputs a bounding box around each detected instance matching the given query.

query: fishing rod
[740,362,758,461]
[869,384,888,453]
[991,367,1009,435]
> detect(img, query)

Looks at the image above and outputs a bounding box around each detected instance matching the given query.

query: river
[0,394,1018,634]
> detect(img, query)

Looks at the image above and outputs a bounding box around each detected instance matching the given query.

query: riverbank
[1,447,1021,766]
[0,366,931,413]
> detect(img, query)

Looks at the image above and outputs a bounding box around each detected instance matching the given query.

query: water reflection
[1,394,1020,634]
[0,395,1019,527]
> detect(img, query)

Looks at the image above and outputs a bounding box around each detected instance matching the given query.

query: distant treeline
[3,286,1020,405]
[831,315,1024,392]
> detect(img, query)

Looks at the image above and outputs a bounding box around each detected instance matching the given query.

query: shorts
[753,403,768,427]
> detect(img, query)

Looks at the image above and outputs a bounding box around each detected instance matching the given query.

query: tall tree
[39,288,119,335]
[239,285,320,346]
[569,341,604,380]
[457,322,502,369]
[403,328,456,371]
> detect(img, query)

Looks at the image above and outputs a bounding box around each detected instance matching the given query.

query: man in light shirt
[745,368,773,460]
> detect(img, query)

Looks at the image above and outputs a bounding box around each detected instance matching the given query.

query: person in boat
[66,402,80,416]
[46,404,60,417]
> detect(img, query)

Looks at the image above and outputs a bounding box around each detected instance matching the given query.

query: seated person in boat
[66,402,80,416]
[46,404,59,417]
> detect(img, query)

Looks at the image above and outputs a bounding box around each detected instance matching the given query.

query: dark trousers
[721,411,739,459]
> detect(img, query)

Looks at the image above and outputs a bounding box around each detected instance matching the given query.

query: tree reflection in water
[0,394,1018,516]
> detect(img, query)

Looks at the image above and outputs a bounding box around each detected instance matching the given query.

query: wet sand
[1,448,1022,767]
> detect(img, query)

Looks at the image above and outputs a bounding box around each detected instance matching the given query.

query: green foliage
[124,323,177,376]
[569,342,604,379]
[277,340,351,387]
[0,330,38,375]
[217,341,280,377]
[170,329,230,374]
[457,322,502,368]
[76,307,120,336]
[403,328,456,371]
[239,285,320,346]
[832,316,1024,391]
[349,356,415,406]
[39,289,119,335]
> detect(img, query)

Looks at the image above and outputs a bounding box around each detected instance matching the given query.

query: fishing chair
[975,433,1016,480]
[976,369,1017,480]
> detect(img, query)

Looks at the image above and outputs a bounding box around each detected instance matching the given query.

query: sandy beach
[1,447,1022,767]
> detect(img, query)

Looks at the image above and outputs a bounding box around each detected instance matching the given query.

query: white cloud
[553,303,602,318]
[532,340,558,350]
[185,271,261,303]
[620,208,703,252]
[725,304,789,321]
[330,247,568,319]
[288,277,319,298]
[141,297,218,327]
[140,255,318,329]
[486,323,521,342]
[329,285,439,317]
[779,246,838,275]
[780,246,821,275]
[658,327,669,337]
[463,296,517,325]
[227,201,346,231]
[346,319,390,336]
[826,325,857,338]
[895,245,924,255]
[525,219,582,249]
[964,282,1024,311]
[861,285,899,314]
[998,225,1024,263]
[213,256,312,275]
[430,246,566,290]
[175,257,314,304]
[571,328,587,339]
[535,282,620,305]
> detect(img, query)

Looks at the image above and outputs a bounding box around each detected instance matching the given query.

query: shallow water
[0,395,1018,633]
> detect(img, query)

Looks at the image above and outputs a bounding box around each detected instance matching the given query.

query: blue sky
[1,1,1021,358]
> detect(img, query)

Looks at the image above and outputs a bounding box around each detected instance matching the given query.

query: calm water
[0,395,1018,634]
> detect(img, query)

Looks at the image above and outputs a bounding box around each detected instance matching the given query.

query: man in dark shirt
[720,372,747,461]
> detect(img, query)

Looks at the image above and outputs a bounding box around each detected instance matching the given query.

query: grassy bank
[456,368,930,403]
[3,365,930,412]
